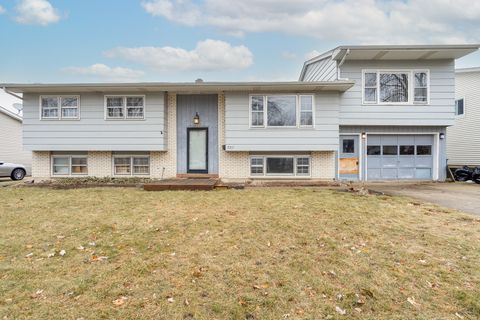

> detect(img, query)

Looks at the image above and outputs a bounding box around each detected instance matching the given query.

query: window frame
[455,97,465,117]
[361,69,430,105]
[249,155,311,178]
[249,94,315,129]
[112,155,150,176]
[40,95,81,120]
[104,95,146,120]
[51,155,88,176]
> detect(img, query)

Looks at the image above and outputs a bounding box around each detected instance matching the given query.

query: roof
[300,44,480,80]
[1,81,355,94]
[456,67,480,73]
[0,105,22,122]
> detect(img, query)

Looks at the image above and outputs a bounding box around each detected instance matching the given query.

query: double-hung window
[113,155,150,175]
[52,155,88,175]
[41,96,80,120]
[362,70,429,105]
[250,156,311,177]
[106,96,145,120]
[250,95,314,128]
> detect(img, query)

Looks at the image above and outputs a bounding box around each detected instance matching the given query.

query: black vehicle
[454,166,480,184]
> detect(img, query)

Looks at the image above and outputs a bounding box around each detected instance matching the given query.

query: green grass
[0,187,479,319]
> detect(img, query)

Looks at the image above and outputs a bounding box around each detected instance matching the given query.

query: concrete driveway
[366,182,480,215]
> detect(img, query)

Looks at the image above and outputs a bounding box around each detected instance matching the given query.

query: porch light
[193,112,200,125]
[439,133,445,139]
[361,132,367,139]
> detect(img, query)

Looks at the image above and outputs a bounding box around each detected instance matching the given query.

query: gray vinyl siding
[340,125,447,181]
[0,112,32,174]
[176,94,218,174]
[22,92,166,151]
[224,92,339,151]
[447,71,480,165]
[302,57,338,81]
[339,60,456,126]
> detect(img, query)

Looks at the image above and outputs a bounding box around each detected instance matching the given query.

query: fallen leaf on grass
[25,253,33,258]
[77,245,85,250]
[90,255,108,262]
[47,252,55,258]
[113,296,127,306]
[407,296,420,307]
[253,283,269,290]
[335,306,346,315]
[167,297,175,303]
[455,312,465,319]
[59,250,66,256]
[184,298,189,306]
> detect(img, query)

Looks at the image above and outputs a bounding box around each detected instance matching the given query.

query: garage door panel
[366,134,434,181]
[398,168,415,179]
[382,168,397,179]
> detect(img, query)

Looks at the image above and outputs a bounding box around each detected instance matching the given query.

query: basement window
[250,156,311,177]
[113,155,150,176]
[52,155,88,176]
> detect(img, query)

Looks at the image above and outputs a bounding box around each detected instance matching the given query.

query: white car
[0,161,26,180]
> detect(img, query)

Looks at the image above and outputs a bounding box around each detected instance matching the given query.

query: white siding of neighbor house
[0,110,32,174]
[22,92,166,151]
[339,59,456,126]
[447,71,480,165]
[302,57,338,81]
[224,92,340,151]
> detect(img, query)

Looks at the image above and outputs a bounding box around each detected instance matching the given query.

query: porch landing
[144,178,219,191]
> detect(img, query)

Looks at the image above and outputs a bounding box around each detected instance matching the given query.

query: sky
[1,0,480,112]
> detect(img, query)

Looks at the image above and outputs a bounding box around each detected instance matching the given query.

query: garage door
[367,135,434,180]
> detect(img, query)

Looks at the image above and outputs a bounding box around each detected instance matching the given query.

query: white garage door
[367,135,434,180]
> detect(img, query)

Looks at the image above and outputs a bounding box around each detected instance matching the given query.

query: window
[400,145,415,155]
[250,96,264,127]
[296,157,310,175]
[342,139,355,153]
[114,155,150,175]
[362,70,429,105]
[300,96,313,126]
[250,157,264,175]
[249,95,314,128]
[106,96,145,120]
[250,156,310,177]
[363,72,377,103]
[416,145,432,155]
[41,96,79,120]
[455,98,465,116]
[52,155,88,176]
[383,145,398,155]
[414,72,428,103]
[367,146,381,155]
[380,73,409,103]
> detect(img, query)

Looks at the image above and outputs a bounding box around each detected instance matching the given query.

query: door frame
[187,127,209,174]
[364,132,439,181]
[338,133,362,180]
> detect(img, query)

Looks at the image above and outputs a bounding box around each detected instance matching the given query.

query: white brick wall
[311,151,336,179]
[32,151,50,179]
[87,151,112,177]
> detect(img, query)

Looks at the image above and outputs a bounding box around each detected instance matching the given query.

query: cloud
[0,5,6,14]
[62,64,145,82]
[104,39,254,72]
[141,0,480,44]
[15,0,61,26]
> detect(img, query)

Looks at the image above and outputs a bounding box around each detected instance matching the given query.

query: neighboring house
[446,68,480,166]
[0,106,32,174]
[1,44,478,182]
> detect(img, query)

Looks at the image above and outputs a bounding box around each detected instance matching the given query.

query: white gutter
[337,49,350,80]
[2,87,23,100]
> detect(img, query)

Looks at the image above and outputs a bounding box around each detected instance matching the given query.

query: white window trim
[39,95,81,120]
[51,155,88,176]
[104,95,146,121]
[249,94,315,129]
[455,97,465,118]
[112,155,150,176]
[249,155,311,178]
[361,69,430,106]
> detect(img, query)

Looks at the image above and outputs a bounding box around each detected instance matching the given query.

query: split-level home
[446,67,480,166]
[2,44,478,182]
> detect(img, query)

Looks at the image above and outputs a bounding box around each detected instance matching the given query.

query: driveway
[367,182,480,215]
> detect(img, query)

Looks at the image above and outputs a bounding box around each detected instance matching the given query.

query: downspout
[336,49,350,80]
[2,87,23,100]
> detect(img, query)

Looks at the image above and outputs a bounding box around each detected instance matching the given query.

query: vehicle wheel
[11,168,26,181]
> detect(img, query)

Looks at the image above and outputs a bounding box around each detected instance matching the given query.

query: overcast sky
[1,0,480,112]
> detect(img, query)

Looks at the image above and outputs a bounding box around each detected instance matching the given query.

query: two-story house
[2,44,478,182]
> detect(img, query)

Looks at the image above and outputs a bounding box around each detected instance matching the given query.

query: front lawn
[0,187,479,319]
